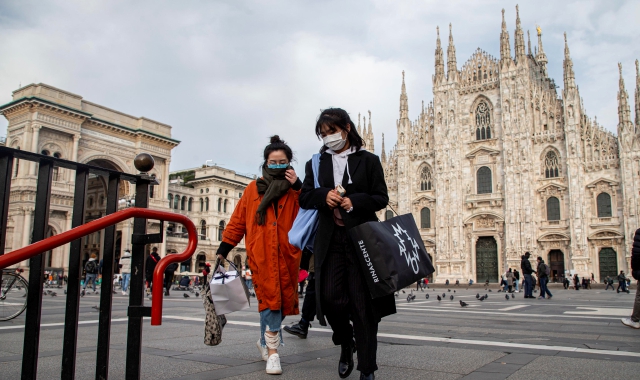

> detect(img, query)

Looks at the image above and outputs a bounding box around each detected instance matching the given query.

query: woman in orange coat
[216,135,302,375]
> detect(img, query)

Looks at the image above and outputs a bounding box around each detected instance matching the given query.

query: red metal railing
[0,207,197,326]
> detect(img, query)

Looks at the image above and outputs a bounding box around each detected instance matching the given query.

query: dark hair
[263,135,293,167]
[315,108,364,153]
[524,251,530,257]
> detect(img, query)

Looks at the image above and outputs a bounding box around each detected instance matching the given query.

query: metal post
[125,179,150,379]
[0,153,14,287]
[61,168,89,380]
[21,159,53,380]
[96,174,120,380]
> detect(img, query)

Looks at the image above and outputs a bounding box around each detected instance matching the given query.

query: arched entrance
[233,255,242,270]
[195,253,207,273]
[476,237,498,283]
[599,248,618,279]
[548,250,565,283]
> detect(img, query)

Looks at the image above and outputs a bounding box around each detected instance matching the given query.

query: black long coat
[299,149,396,326]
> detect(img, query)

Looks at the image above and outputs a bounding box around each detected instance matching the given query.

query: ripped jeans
[259,309,285,349]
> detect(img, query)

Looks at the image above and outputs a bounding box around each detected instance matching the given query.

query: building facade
[379,6,640,283]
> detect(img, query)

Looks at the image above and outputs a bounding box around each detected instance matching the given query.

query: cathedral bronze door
[548,250,565,283]
[476,237,498,283]
[598,248,618,279]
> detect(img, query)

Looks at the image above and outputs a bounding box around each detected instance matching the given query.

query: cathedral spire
[635,59,639,129]
[381,133,386,162]
[618,62,632,132]
[536,25,548,75]
[434,27,445,84]
[400,71,409,120]
[499,9,512,65]
[563,33,576,90]
[527,30,532,56]
[447,23,457,82]
[367,110,374,151]
[514,5,526,62]
[357,112,362,136]
[367,110,373,136]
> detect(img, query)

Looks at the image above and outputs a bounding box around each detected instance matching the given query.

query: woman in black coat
[300,108,395,380]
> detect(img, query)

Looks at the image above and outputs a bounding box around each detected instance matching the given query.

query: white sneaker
[621,318,640,329]
[265,353,282,375]
[256,340,268,361]
[122,291,127,296]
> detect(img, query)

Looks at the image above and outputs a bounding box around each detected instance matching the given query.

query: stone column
[62,212,73,275]
[21,208,33,267]
[471,236,479,283]
[70,134,81,184]
[30,126,41,175]
[163,159,171,201]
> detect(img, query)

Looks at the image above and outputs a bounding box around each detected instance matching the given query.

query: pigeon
[92,305,100,311]
[407,294,416,302]
[401,290,405,294]
[437,295,442,301]
[449,295,454,301]
[476,293,480,299]
[50,292,57,297]
[394,292,399,298]
[488,289,492,292]
[460,301,468,307]
[183,293,190,298]
[498,289,502,293]
[505,294,509,300]
[195,292,200,297]
[425,294,429,299]
[479,296,485,301]
[485,294,488,299]
[511,293,514,299]
[454,290,456,293]
[448,289,451,292]
[442,293,446,298]
[46,290,53,295]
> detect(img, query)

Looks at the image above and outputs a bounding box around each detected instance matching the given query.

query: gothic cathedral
[380,6,640,283]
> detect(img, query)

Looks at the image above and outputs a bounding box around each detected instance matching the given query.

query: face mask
[323,131,346,151]
[267,164,289,169]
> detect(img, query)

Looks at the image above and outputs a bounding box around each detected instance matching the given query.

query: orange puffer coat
[222,181,302,315]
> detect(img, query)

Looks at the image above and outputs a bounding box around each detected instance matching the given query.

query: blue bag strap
[311,153,320,189]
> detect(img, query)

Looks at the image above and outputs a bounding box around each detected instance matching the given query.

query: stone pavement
[0,283,639,379]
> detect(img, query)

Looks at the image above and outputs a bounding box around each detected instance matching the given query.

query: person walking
[145,247,161,295]
[617,271,629,293]
[299,108,394,380]
[164,262,178,296]
[216,135,302,375]
[536,257,552,299]
[513,269,520,292]
[622,227,640,328]
[521,252,534,299]
[245,266,254,296]
[573,274,580,290]
[284,248,315,339]
[605,276,614,290]
[119,250,132,295]
[82,253,99,296]
[506,268,514,293]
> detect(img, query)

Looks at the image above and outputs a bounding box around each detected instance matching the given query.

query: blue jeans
[83,274,97,291]
[539,277,552,298]
[122,273,131,292]
[259,309,284,348]
[524,274,533,297]
[515,279,520,291]
[246,279,253,290]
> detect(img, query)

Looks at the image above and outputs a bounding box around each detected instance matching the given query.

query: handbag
[288,153,321,251]
[210,259,251,315]
[349,213,435,299]
[202,263,227,346]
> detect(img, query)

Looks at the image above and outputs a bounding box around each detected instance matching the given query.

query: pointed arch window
[420,207,431,229]
[475,101,491,140]
[218,198,222,212]
[188,197,193,212]
[544,151,560,178]
[205,197,209,211]
[218,221,225,241]
[419,166,432,191]
[173,195,180,209]
[477,166,492,194]
[224,199,228,213]
[597,193,612,218]
[181,196,186,210]
[200,198,204,212]
[546,197,560,221]
[385,210,393,221]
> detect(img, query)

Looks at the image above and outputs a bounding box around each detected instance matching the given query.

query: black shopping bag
[350,213,435,299]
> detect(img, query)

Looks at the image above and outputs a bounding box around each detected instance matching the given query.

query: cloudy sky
[0,0,638,176]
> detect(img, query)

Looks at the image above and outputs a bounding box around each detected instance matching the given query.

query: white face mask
[322,131,347,151]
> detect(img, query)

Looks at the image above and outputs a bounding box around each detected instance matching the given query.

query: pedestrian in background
[605,276,614,290]
[145,247,161,295]
[81,253,99,296]
[245,266,254,296]
[164,262,179,296]
[513,269,520,293]
[506,268,514,293]
[618,271,629,293]
[521,252,534,299]
[216,135,302,375]
[299,108,394,380]
[574,274,580,291]
[536,257,552,299]
[119,250,132,295]
[621,227,640,329]
[284,248,315,339]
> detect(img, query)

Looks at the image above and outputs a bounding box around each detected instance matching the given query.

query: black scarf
[255,166,291,225]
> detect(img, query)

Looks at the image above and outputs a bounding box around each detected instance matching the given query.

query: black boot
[283,320,310,339]
[360,372,375,380]
[338,339,355,379]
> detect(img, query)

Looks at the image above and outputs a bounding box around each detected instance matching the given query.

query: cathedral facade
[380,6,640,283]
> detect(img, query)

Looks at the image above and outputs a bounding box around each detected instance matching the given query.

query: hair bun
[270,135,283,144]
